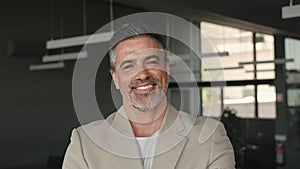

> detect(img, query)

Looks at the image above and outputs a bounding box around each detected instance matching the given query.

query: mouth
[132,83,157,95]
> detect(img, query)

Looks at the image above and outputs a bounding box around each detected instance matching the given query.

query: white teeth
[136,85,153,90]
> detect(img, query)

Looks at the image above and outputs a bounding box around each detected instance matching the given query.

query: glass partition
[201,22,254,81]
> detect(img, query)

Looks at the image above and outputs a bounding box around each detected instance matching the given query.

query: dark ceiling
[1,0,299,59]
[112,0,300,38]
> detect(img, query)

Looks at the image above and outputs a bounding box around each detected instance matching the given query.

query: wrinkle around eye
[146,61,160,65]
[122,64,134,70]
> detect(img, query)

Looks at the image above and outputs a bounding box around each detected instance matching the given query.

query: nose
[134,67,151,80]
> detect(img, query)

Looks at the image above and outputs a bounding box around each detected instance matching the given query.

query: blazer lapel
[105,105,193,169]
[152,137,188,169]
[106,107,144,169]
[151,105,191,169]
[110,106,135,137]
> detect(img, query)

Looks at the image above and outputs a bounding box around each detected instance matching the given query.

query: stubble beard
[129,88,164,112]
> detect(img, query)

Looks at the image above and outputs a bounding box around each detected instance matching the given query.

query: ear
[110,69,120,89]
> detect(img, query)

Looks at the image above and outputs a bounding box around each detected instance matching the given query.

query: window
[200,22,276,119]
[256,34,275,79]
[258,85,276,118]
[202,87,222,117]
[201,22,254,81]
[285,38,300,84]
[287,89,300,107]
[285,38,300,149]
[224,86,255,118]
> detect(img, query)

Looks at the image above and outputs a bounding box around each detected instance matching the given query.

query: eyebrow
[145,55,160,62]
[119,55,161,69]
[119,59,136,69]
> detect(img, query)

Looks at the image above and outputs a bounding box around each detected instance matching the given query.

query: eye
[145,55,161,66]
[146,60,160,65]
[122,64,134,70]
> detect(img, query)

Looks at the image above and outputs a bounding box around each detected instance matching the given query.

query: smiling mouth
[132,83,157,94]
[136,84,153,90]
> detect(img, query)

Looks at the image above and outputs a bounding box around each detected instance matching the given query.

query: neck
[124,98,167,137]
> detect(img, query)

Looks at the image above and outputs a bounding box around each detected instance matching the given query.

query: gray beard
[129,89,163,112]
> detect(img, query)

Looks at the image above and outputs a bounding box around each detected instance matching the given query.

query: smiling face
[110,36,169,112]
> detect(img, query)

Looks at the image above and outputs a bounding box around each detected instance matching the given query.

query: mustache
[129,77,160,88]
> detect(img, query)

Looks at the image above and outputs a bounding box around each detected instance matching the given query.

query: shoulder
[180,113,227,144]
[75,112,117,137]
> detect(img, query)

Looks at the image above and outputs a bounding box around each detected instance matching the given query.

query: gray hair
[109,23,165,71]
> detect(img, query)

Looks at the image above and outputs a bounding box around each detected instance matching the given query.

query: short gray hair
[109,23,165,71]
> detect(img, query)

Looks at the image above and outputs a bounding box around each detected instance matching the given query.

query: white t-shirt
[136,131,159,169]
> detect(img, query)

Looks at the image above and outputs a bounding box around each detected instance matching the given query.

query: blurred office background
[1,0,300,169]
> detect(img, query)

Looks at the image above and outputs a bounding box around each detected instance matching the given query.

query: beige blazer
[62,105,235,169]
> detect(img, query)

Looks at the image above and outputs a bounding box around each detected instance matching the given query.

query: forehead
[114,36,162,65]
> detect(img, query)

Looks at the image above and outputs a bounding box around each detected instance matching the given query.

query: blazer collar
[110,106,135,137]
[152,105,190,169]
[110,104,186,136]
[108,104,192,169]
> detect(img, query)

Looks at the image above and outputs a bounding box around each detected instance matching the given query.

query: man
[62,24,235,169]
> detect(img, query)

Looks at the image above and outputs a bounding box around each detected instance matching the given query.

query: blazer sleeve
[62,129,89,169]
[207,122,236,169]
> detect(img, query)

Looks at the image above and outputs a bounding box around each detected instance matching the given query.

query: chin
[130,92,164,112]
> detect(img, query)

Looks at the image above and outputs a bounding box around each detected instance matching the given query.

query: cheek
[153,71,169,86]
[117,76,132,91]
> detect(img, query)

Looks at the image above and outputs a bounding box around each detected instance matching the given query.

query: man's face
[110,36,170,112]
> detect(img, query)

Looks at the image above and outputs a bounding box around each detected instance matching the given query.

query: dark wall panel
[0,0,146,168]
